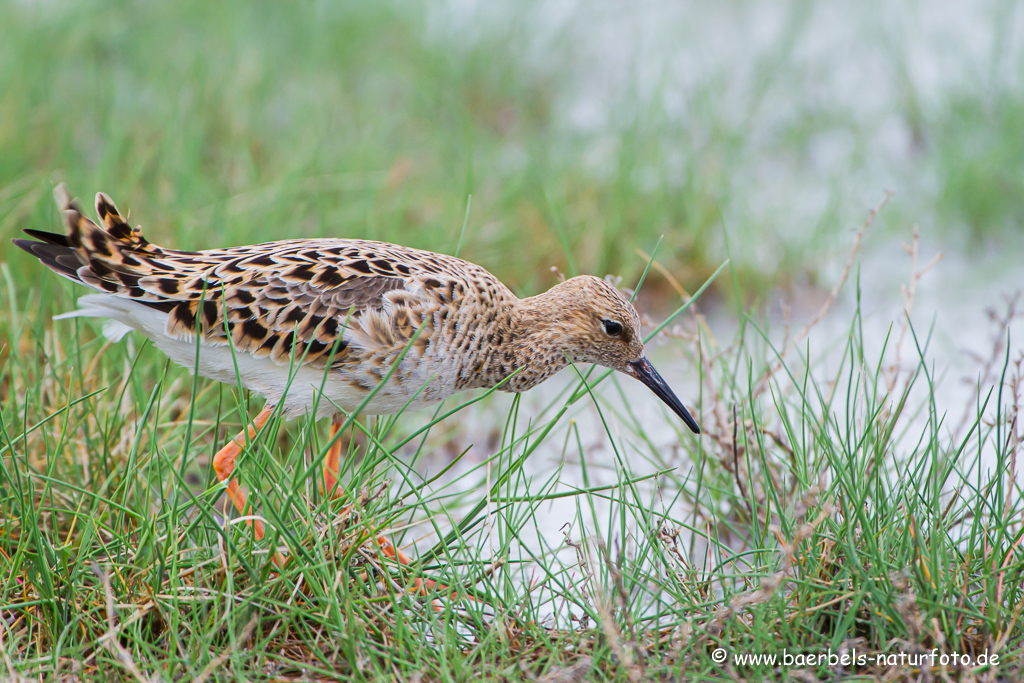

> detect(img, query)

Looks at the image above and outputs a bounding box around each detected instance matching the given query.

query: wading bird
[15,184,700,580]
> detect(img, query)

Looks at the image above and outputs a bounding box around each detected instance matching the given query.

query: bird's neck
[461,288,575,393]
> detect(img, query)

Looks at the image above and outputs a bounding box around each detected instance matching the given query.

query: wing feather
[17,185,522,377]
[14,185,465,369]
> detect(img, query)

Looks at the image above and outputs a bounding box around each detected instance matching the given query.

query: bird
[15,184,700,584]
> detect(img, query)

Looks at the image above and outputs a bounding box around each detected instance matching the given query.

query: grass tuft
[2,227,1022,679]
[2,1,1023,679]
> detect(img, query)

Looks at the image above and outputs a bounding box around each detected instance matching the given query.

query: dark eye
[603,319,623,336]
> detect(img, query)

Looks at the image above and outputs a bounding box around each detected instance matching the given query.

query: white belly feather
[58,294,446,419]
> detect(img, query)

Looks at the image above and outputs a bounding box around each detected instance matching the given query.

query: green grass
[0,0,802,301]
[2,2,1021,300]
[2,236,1022,680]
[2,1,1024,680]
[934,91,1024,243]
[0,0,722,299]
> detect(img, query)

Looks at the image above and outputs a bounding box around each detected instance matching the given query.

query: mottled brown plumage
[15,184,700,578]
[15,184,700,434]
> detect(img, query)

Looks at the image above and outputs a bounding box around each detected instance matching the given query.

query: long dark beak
[626,357,700,434]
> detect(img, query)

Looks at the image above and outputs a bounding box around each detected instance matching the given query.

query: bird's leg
[212,405,284,565]
[375,540,453,600]
[319,416,464,602]
[320,417,344,498]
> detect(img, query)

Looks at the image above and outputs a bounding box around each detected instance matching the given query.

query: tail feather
[14,183,177,311]
[56,184,137,275]
[11,238,81,281]
[21,229,69,247]
[17,185,317,357]
[52,295,136,342]
[94,190,151,249]
[14,185,224,350]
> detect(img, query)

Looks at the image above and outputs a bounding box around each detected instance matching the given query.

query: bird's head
[528,275,700,434]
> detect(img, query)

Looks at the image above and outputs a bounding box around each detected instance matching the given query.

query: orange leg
[320,417,463,601]
[321,418,344,498]
[212,405,283,565]
[213,410,469,601]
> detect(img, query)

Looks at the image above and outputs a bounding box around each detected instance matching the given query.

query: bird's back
[15,185,520,417]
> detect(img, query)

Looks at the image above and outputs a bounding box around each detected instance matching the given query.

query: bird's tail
[12,184,176,307]
[61,182,155,256]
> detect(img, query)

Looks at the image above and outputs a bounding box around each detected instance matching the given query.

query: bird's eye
[603,319,623,336]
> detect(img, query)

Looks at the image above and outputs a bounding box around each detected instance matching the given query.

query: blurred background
[2,0,1021,306]
[2,0,1024,655]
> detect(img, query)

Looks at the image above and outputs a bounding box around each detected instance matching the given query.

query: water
[423,0,1024,267]
[396,0,1024,620]
[383,243,1021,623]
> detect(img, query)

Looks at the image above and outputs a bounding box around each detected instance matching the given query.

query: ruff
[15,185,700,577]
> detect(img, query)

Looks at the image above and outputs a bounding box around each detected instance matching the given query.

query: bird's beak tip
[626,357,701,435]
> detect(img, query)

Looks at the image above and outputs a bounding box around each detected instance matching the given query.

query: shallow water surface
[389,242,1023,620]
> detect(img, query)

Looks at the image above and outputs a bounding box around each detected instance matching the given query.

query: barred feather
[14,184,697,433]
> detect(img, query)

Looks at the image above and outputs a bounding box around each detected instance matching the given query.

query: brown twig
[751,192,891,401]
[95,563,152,683]
[597,541,644,682]
[731,405,750,514]
[885,224,943,394]
[954,293,1021,439]
[703,478,834,638]
[194,613,260,683]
